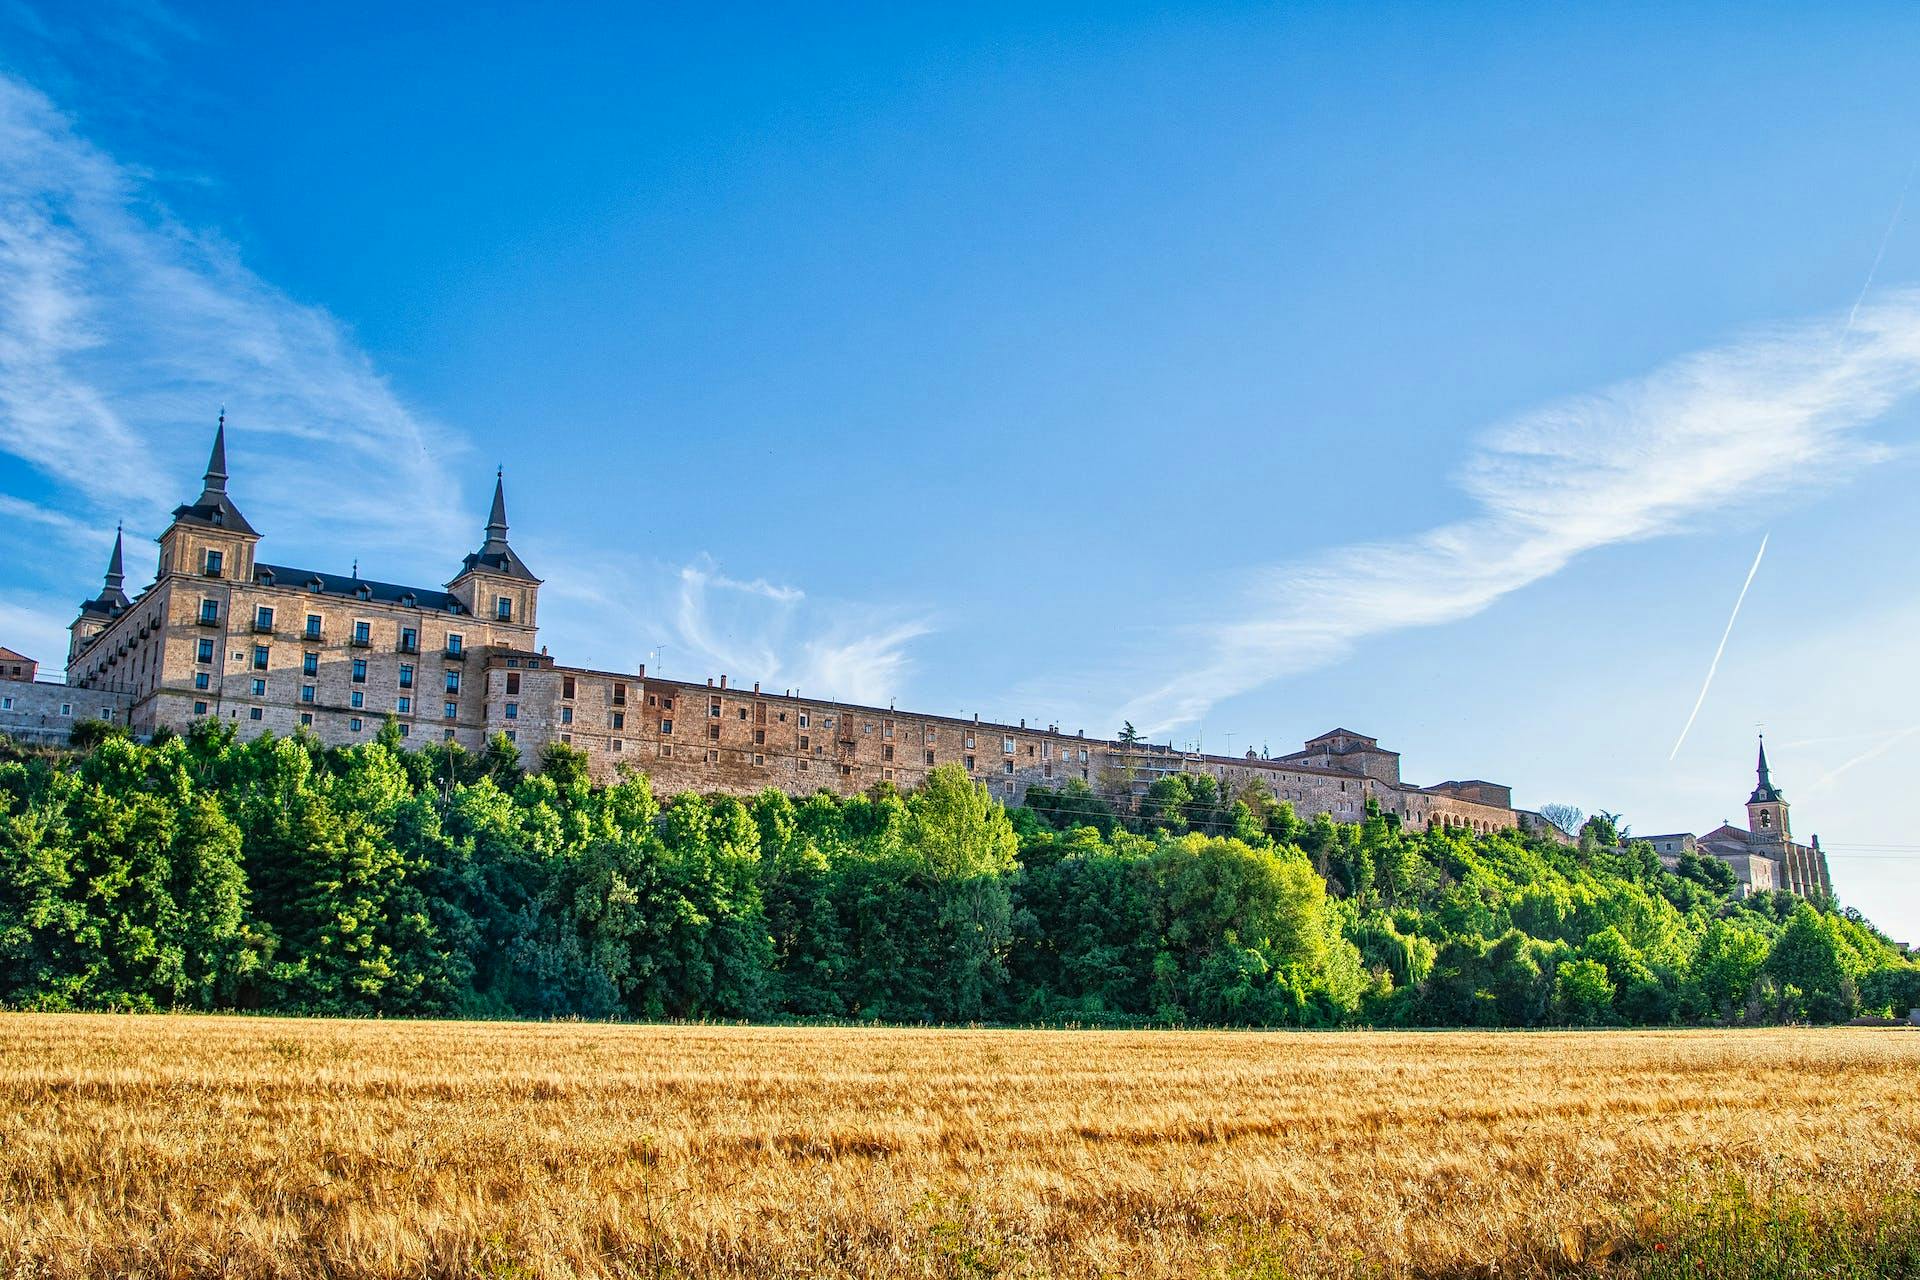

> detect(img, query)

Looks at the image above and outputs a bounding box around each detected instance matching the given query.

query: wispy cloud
[0,71,466,553]
[1119,296,1920,734]
[539,550,934,706]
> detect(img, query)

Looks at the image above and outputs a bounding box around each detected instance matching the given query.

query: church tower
[1745,735,1790,854]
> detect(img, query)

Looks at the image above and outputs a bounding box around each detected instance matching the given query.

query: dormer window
[203,549,224,577]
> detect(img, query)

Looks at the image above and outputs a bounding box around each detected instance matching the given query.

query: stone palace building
[0,422,1823,892]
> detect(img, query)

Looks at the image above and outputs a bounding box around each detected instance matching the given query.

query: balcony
[349,635,372,648]
[303,628,323,642]
[443,647,467,661]
[196,614,221,628]
[252,620,276,635]
[397,639,421,654]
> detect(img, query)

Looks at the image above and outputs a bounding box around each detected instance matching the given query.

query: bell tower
[1745,735,1790,852]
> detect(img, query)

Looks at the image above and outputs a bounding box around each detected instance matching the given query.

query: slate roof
[254,564,468,614]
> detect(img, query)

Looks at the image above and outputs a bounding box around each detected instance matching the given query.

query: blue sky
[3,3,1919,940]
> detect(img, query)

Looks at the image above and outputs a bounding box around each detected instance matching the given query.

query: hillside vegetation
[1,723,1914,1024]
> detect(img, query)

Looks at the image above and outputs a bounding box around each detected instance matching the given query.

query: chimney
[707,677,714,687]
[753,681,760,694]
[1020,718,1026,728]
[637,663,646,678]
[719,674,727,690]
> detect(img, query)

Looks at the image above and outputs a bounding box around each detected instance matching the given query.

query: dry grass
[1,1015,1915,1278]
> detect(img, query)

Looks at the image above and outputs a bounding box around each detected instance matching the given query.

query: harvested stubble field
[1,1016,1917,1279]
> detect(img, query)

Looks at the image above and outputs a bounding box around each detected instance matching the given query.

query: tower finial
[105,524,125,591]
[204,412,229,493]
[486,469,509,541]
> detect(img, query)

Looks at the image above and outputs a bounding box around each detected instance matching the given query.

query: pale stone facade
[42,424,1538,835]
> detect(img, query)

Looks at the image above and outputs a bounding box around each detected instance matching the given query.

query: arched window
[1758,809,1772,829]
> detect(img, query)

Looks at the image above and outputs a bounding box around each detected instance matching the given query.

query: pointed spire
[204,410,229,493]
[1748,732,1784,805]
[486,466,509,540]
[105,522,124,591]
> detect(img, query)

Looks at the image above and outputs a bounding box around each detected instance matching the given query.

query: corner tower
[157,415,261,585]
[68,524,132,668]
[1745,736,1790,853]
[447,470,540,637]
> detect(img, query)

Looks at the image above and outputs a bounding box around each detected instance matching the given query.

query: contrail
[1844,158,1917,340]
[1668,533,1770,761]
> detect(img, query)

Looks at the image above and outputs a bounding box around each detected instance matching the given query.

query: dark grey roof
[1748,738,1783,805]
[170,421,259,537]
[255,563,468,614]
[79,526,131,616]
[455,474,539,582]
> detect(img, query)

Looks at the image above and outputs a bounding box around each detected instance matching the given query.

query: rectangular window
[197,638,215,663]
[305,614,322,639]
[444,701,458,719]
[200,598,220,624]
[194,701,208,715]
[352,659,368,683]
[203,548,223,576]
[611,711,625,730]
[798,712,810,728]
[248,707,262,721]
[738,707,748,721]
[351,690,364,709]
[445,670,460,693]
[254,605,274,632]
[560,706,573,724]
[300,712,313,726]
[353,620,371,646]
[447,633,464,655]
[398,724,410,738]
[1079,748,1088,763]
[883,721,894,738]
[965,734,975,750]
[398,664,413,689]
[661,697,672,711]
[883,744,894,762]
[505,671,520,695]
[1041,742,1051,759]
[495,596,512,621]
[505,702,518,720]
[708,724,720,741]
[349,717,363,733]
[252,645,269,671]
[1003,736,1015,754]
[397,696,411,714]
[1004,760,1014,775]
[799,734,810,750]
[59,703,71,717]
[660,744,673,758]
[926,750,935,765]
[754,754,765,767]
[301,685,315,704]
[754,728,766,745]
[562,675,576,700]
[194,672,210,691]
[709,700,721,718]
[303,651,319,676]
[612,682,626,705]
[611,738,623,752]
[660,718,673,734]
[400,627,419,653]
[251,678,266,696]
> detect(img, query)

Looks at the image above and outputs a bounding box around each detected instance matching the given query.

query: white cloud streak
[1119,296,1920,734]
[0,71,466,553]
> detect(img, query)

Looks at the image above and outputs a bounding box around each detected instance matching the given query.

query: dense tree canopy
[1,724,1913,1025]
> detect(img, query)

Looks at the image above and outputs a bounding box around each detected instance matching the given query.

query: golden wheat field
[0,1015,1916,1279]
